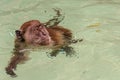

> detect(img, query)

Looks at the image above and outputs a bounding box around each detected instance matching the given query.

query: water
[1,0,120,80]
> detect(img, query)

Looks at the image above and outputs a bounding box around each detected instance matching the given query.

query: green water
[1,0,120,80]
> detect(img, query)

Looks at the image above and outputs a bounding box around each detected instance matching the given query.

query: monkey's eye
[35,27,39,30]
[39,24,45,29]
[35,25,41,30]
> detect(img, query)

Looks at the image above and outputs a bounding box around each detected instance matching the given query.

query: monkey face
[20,22,52,46]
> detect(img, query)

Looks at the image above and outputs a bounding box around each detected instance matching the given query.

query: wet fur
[5,20,75,77]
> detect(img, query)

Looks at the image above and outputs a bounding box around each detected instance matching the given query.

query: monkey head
[15,20,52,46]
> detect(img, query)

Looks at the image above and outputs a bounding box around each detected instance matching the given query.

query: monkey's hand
[5,66,17,77]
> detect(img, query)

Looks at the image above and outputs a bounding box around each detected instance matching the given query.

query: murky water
[1,0,120,80]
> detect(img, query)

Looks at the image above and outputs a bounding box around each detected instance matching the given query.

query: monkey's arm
[5,40,28,77]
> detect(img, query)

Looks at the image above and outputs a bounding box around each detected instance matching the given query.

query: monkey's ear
[15,30,25,42]
[15,30,22,37]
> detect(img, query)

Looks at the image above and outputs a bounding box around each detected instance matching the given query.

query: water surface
[1,0,120,80]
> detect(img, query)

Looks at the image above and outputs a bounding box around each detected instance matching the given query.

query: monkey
[5,10,83,77]
[5,20,69,77]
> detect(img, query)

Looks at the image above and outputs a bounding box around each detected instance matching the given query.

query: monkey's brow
[39,24,45,29]
[33,24,42,29]
[36,24,41,27]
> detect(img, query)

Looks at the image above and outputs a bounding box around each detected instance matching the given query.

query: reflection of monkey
[5,20,79,77]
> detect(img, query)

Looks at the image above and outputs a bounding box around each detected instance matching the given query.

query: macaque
[5,10,83,77]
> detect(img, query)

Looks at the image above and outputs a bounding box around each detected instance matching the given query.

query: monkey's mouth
[33,38,52,46]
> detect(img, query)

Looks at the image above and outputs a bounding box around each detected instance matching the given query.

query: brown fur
[5,20,73,77]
